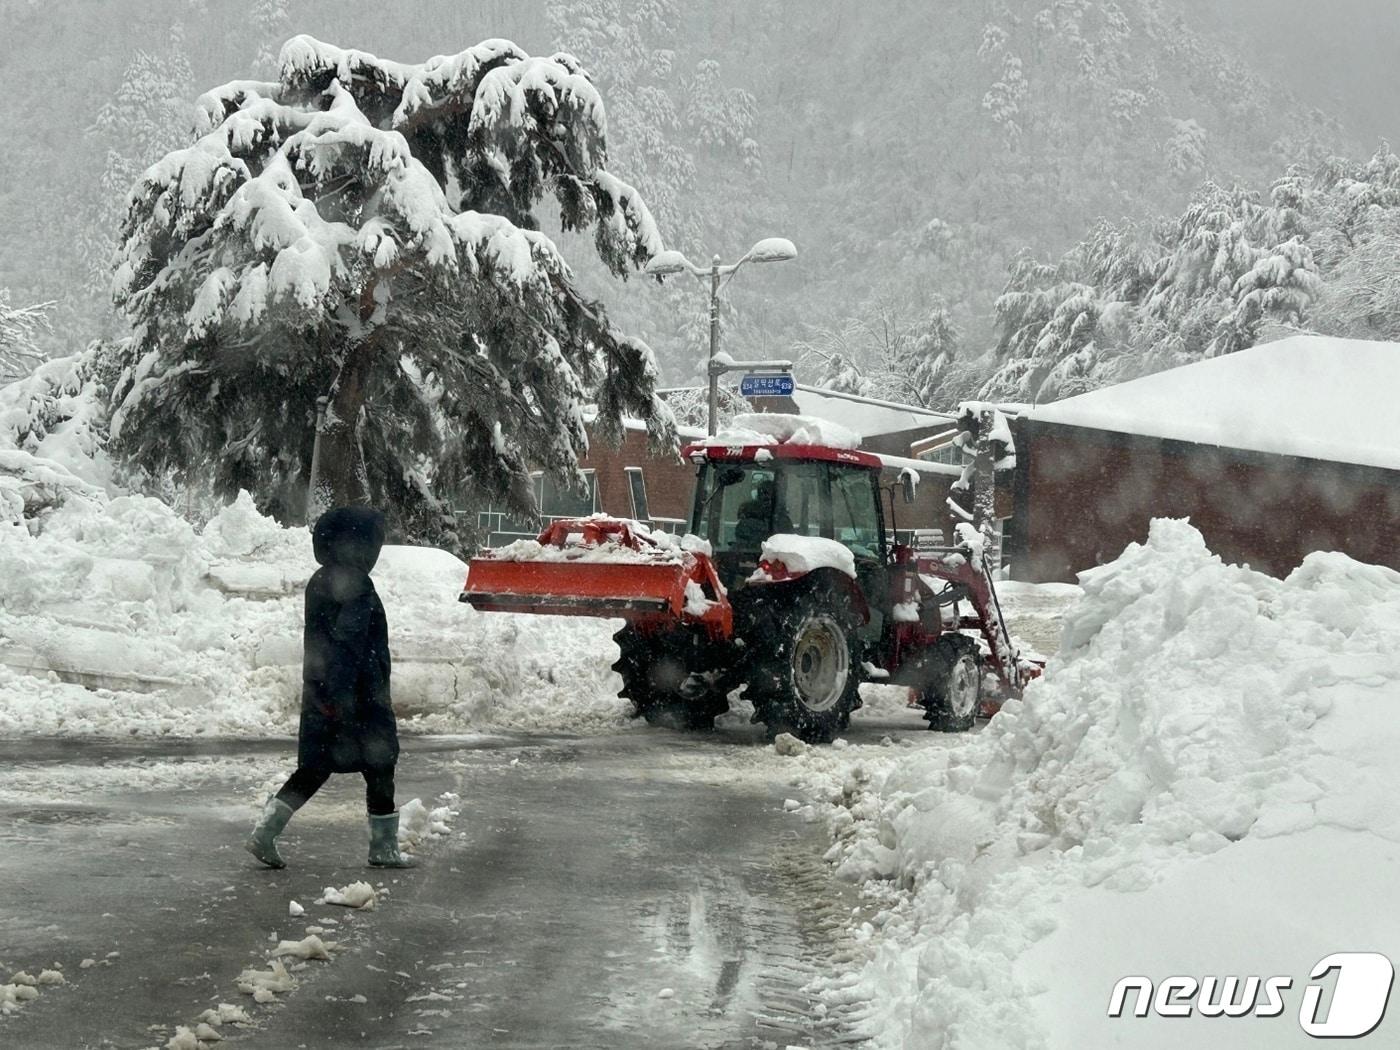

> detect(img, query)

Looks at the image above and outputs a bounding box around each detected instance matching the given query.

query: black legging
[276,766,397,816]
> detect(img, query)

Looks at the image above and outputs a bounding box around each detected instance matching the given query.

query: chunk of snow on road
[0,981,40,1014]
[773,733,807,757]
[164,1027,200,1050]
[236,959,296,1001]
[197,1003,250,1026]
[270,934,334,960]
[36,969,64,985]
[319,882,376,910]
[398,794,459,851]
[288,900,304,917]
[657,987,675,999]
[193,1022,223,1042]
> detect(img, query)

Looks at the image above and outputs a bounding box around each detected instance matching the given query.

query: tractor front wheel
[746,583,862,744]
[613,626,728,731]
[918,633,982,732]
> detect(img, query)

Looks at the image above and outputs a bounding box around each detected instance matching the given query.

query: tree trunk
[972,408,998,570]
[308,284,381,522]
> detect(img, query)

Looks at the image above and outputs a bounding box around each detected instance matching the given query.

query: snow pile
[319,882,377,910]
[269,934,334,961]
[754,534,856,580]
[397,792,460,852]
[708,412,861,450]
[234,959,297,1003]
[828,519,1400,1049]
[485,515,710,565]
[0,489,627,737]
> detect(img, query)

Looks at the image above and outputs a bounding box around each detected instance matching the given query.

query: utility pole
[645,238,798,436]
[707,255,721,436]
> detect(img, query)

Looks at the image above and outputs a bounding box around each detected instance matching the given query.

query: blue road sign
[740,373,795,397]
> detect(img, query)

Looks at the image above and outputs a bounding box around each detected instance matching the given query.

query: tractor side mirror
[899,468,918,505]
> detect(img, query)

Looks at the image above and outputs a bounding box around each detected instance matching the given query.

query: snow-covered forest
[6,0,1400,397]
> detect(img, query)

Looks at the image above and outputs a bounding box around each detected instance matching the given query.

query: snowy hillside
[811,519,1400,1049]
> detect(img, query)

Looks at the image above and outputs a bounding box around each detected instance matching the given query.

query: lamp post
[645,237,797,435]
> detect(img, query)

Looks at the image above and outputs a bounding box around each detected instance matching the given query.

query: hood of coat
[312,506,387,573]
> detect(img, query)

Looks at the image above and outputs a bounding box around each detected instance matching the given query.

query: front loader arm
[914,544,1038,698]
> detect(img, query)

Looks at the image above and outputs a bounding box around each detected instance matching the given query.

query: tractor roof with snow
[463,415,1040,744]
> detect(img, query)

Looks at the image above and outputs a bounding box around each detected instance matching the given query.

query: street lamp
[645,237,797,436]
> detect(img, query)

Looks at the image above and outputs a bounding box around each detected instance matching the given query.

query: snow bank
[0,491,626,737]
[827,519,1400,1049]
[708,412,861,450]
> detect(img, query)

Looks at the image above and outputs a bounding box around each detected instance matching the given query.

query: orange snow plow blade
[460,517,733,636]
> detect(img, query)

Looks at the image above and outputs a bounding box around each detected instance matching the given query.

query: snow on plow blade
[461,517,732,635]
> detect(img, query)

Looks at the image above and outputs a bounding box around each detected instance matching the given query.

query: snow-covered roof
[1023,336,1400,472]
[787,385,953,438]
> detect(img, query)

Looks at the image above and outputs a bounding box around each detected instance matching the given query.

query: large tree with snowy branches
[106,35,674,538]
[0,291,53,383]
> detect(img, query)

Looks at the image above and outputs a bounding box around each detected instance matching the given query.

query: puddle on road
[589,855,867,1047]
[4,805,114,826]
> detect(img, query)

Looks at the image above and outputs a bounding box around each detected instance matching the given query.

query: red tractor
[462,433,1040,743]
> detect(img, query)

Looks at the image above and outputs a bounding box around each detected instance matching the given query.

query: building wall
[579,429,697,524]
[581,425,957,539]
[1008,420,1400,582]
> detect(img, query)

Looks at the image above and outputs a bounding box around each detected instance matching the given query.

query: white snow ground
[798,518,1400,1049]
[7,455,1398,1048]
[0,489,627,737]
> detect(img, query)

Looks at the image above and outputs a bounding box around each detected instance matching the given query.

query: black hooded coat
[299,507,400,774]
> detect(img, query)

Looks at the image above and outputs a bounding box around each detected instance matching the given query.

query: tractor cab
[687,444,888,602]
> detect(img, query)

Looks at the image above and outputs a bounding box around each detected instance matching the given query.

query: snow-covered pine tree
[544,0,760,381]
[0,291,53,382]
[81,28,194,307]
[662,385,751,430]
[107,36,674,540]
[1146,181,1318,357]
[947,401,1015,569]
[797,292,962,408]
[252,0,292,75]
[983,180,1322,403]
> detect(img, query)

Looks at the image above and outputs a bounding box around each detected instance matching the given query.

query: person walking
[246,506,414,869]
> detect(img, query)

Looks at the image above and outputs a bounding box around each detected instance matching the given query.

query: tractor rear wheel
[745,583,862,744]
[612,625,728,731]
[918,633,982,732]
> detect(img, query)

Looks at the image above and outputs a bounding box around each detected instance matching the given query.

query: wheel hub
[791,614,849,713]
[947,654,980,718]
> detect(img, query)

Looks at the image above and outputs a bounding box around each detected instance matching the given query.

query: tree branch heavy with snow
[107,34,676,540]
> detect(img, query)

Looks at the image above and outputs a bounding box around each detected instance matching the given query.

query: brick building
[473,385,964,546]
[1002,336,1400,581]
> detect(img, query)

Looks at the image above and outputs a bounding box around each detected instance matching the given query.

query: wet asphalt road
[0,713,929,1049]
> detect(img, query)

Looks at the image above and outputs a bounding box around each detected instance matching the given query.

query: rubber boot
[367,812,416,868]
[245,796,294,869]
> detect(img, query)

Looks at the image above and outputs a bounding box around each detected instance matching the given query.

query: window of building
[624,467,650,522]
[538,470,597,518]
[920,441,963,466]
